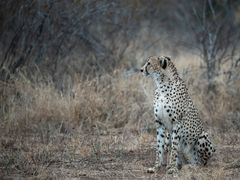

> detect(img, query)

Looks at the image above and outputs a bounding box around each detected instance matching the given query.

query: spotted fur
[141,56,215,174]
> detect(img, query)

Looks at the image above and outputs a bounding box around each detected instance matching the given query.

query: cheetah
[140,56,215,174]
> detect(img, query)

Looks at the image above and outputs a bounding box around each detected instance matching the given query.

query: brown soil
[1,130,240,180]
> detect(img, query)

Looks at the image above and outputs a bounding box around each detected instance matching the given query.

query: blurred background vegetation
[0,0,240,85]
[0,0,240,178]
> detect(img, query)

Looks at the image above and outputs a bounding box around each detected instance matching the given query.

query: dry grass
[0,57,240,178]
[0,70,154,135]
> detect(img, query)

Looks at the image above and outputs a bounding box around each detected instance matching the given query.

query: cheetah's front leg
[167,124,180,174]
[147,120,169,173]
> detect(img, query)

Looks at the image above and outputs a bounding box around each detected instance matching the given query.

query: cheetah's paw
[147,167,156,173]
[147,164,162,173]
[166,166,178,174]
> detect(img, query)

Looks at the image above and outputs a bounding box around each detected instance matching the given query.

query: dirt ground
[1,129,240,180]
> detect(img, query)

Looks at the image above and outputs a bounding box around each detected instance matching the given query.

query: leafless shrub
[178,0,240,91]
[0,0,146,81]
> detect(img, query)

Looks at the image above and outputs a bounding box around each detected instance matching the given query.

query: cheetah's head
[140,56,177,80]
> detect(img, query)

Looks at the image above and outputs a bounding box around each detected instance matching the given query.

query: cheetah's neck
[152,73,181,89]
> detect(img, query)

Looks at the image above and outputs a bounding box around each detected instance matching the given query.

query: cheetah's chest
[154,92,174,130]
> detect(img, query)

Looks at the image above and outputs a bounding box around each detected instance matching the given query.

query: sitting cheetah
[140,56,215,174]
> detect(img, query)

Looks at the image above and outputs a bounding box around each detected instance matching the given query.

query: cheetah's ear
[164,56,171,61]
[158,57,167,69]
